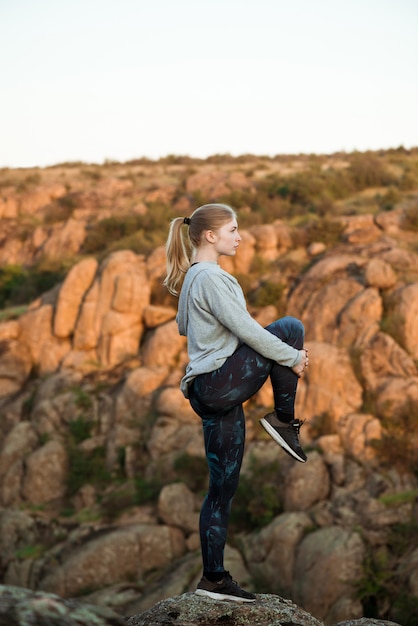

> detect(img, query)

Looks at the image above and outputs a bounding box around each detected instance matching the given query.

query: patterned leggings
[188,316,304,574]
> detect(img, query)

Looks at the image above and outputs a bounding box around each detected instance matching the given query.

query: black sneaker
[259,412,307,463]
[195,572,256,603]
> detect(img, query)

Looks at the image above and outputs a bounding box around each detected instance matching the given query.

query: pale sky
[1,0,417,168]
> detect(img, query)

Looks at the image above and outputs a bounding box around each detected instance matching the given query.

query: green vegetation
[230,457,282,532]
[0,264,67,309]
[371,398,418,476]
[357,519,418,625]
[173,453,208,493]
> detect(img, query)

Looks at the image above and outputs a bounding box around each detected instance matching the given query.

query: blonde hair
[163,203,237,296]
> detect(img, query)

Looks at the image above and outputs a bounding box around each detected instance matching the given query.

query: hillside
[0,149,418,625]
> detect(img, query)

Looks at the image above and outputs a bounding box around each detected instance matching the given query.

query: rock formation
[0,156,417,625]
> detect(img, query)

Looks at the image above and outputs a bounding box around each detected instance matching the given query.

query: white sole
[259,418,306,463]
[195,589,256,603]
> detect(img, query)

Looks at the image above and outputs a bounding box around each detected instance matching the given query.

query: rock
[242,512,312,595]
[284,451,331,510]
[142,320,186,368]
[72,251,151,366]
[22,440,68,505]
[143,305,176,328]
[308,241,326,256]
[19,184,66,215]
[158,483,199,533]
[336,288,382,347]
[18,305,54,363]
[0,422,38,483]
[295,341,363,427]
[155,387,196,423]
[0,510,37,571]
[392,282,418,359]
[40,218,86,259]
[364,258,397,290]
[126,592,324,626]
[39,524,186,598]
[0,188,18,218]
[0,340,32,398]
[251,224,280,260]
[337,413,382,464]
[54,257,98,338]
[114,366,166,426]
[294,526,365,623]
[0,584,125,626]
[0,320,19,341]
[359,331,417,392]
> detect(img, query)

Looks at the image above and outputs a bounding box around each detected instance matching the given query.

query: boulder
[0,584,125,626]
[38,524,186,598]
[126,592,324,626]
[22,440,68,505]
[54,257,98,338]
[294,526,365,623]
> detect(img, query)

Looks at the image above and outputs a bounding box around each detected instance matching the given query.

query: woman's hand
[292,348,309,378]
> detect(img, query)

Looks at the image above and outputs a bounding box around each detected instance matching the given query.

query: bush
[348,153,395,190]
[229,457,282,532]
[0,264,66,308]
[371,398,418,476]
[67,446,109,496]
[82,203,170,255]
[248,280,286,309]
[357,521,418,624]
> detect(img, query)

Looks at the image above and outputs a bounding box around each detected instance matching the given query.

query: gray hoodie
[176,262,301,398]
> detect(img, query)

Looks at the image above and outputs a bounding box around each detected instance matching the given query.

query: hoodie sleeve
[200,271,301,367]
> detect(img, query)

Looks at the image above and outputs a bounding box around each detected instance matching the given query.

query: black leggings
[188,316,304,574]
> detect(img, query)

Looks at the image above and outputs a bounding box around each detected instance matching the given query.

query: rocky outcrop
[0,197,417,625]
[0,584,125,626]
[0,585,402,626]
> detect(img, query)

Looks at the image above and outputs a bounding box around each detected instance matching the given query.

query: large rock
[294,526,365,624]
[295,341,363,427]
[283,451,331,510]
[242,512,312,595]
[22,440,68,505]
[0,340,32,398]
[359,331,417,392]
[73,251,151,366]
[39,524,186,598]
[126,592,324,626]
[392,282,418,359]
[54,257,98,338]
[0,584,125,626]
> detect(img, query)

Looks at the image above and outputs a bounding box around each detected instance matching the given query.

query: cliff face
[0,155,417,626]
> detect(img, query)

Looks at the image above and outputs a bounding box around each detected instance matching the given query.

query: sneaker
[259,412,307,463]
[195,572,256,603]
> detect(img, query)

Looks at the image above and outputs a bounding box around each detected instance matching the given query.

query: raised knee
[283,316,304,338]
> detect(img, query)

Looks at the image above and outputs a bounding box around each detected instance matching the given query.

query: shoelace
[291,418,305,434]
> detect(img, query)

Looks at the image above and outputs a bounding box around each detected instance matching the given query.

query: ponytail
[163,203,236,296]
[163,217,192,296]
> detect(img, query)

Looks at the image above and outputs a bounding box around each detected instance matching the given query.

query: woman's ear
[204,229,216,244]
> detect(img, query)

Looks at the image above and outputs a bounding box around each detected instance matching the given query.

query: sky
[1,0,417,168]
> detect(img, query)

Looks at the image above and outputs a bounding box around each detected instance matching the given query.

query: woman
[164,203,309,602]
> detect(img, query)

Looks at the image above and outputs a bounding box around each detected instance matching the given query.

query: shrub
[248,280,286,309]
[402,205,418,231]
[357,521,418,624]
[134,476,162,505]
[67,446,109,496]
[348,153,395,190]
[229,457,282,532]
[371,398,418,475]
[0,264,66,308]
[173,453,208,493]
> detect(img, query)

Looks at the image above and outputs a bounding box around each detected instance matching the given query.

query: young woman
[164,203,309,602]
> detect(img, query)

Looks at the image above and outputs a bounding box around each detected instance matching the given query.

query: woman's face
[212,217,242,257]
